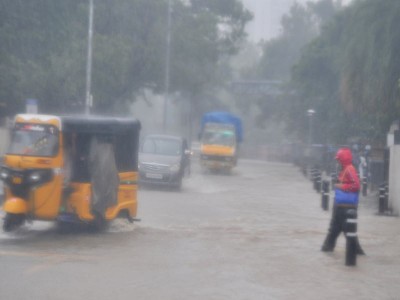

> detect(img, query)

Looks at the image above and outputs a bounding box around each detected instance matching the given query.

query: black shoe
[321,245,334,252]
[357,248,366,255]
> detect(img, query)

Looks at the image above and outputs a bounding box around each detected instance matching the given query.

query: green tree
[235,0,338,141]
[0,0,252,116]
[0,0,86,114]
[290,0,400,144]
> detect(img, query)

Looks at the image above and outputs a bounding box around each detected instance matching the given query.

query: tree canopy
[234,0,338,142]
[0,0,252,116]
[238,0,400,146]
[291,0,400,145]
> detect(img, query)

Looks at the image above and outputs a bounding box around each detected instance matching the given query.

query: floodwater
[0,159,399,300]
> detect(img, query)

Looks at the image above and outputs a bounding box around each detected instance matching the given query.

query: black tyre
[3,213,25,232]
[174,176,183,191]
[89,212,108,232]
[56,221,75,234]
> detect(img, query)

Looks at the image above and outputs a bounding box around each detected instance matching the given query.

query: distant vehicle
[199,111,243,172]
[138,134,191,189]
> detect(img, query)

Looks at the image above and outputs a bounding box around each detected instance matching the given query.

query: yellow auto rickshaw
[0,114,141,232]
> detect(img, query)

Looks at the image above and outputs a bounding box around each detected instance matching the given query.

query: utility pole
[307,109,315,145]
[163,0,172,133]
[85,0,94,115]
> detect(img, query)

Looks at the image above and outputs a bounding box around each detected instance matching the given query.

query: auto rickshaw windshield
[8,123,59,157]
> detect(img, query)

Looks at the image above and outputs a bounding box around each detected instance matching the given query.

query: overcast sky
[241,0,352,42]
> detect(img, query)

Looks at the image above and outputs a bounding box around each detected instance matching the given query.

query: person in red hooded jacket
[321,147,365,254]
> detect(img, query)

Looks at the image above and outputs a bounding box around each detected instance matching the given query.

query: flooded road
[0,159,399,300]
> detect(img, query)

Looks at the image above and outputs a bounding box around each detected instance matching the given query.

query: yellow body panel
[200,144,236,169]
[201,144,235,156]
[105,185,137,220]
[30,175,63,220]
[4,154,62,170]
[106,171,138,219]
[3,177,63,220]
[67,183,94,221]
[67,172,138,221]
[3,155,63,220]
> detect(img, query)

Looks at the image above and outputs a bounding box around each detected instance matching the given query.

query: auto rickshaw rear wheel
[89,212,108,232]
[3,213,25,232]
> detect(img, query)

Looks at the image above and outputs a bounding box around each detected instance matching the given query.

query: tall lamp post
[163,0,172,133]
[85,0,94,115]
[307,109,316,145]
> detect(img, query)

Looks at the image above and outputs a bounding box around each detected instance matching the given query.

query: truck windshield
[8,123,59,157]
[142,138,181,156]
[203,130,235,146]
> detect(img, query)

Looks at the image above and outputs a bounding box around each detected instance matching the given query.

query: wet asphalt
[0,159,399,300]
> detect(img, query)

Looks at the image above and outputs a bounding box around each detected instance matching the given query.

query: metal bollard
[345,209,358,266]
[362,177,367,196]
[321,180,329,211]
[302,165,307,177]
[312,170,318,190]
[310,168,317,181]
[313,170,321,192]
[316,172,322,193]
[330,172,337,188]
[378,184,385,214]
[384,184,389,212]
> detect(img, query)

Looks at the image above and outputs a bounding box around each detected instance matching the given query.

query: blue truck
[199,111,243,171]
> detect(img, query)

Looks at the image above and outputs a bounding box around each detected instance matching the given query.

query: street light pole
[85,0,94,115]
[307,109,315,145]
[163,0,172,133]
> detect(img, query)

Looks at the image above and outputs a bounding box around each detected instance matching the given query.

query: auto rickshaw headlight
[29,171,41,183]
[27,169,53,186]
[0,168,10,180]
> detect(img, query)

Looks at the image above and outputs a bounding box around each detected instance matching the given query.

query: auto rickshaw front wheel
[3,213,25,232]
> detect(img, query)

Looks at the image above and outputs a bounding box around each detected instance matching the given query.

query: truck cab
[199,123,238,171]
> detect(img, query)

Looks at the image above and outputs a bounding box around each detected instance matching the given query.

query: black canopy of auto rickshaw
[61,115,141,135]
[60,116,141,181]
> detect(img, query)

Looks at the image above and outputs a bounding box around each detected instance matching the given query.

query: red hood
[335,148,353,167]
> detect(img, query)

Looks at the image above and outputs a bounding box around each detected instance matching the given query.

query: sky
[241,0,353,42]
